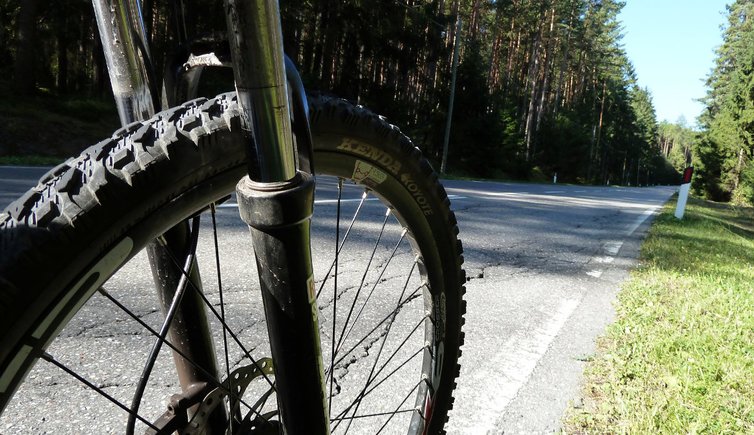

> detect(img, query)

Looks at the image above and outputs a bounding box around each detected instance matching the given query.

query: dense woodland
[695,0,754,204]
[1,0,700,186]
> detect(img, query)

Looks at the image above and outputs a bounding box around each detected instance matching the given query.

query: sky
[618,0,730,127]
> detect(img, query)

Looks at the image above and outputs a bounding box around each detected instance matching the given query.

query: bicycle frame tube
[93,1,227,433]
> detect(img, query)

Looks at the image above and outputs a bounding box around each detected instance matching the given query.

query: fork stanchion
[224,0,297,183]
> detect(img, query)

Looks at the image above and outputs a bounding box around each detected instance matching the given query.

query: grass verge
[0,85,119,159]
[564,196,754,433]
[0,155,64,166]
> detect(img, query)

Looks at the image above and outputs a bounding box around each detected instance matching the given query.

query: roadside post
[675,167,693,219]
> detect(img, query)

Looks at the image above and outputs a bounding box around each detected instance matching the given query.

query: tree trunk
[734,147,745,189]
[554,2,576,115]
[57,14,69,93]
[468,0,483,41]
[534,6,557,152]
[524,6,548,161]
[488,6,507,92]
[587,80,606,181]
[14,0,42,95]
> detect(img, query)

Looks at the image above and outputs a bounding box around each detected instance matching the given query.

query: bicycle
[0,0,465,433]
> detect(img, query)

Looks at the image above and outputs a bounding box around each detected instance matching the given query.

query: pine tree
[698,0,754,204]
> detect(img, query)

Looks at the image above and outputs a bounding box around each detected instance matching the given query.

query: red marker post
[675,167,693,219]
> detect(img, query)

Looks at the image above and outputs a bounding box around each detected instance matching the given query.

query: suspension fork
[92,0,226,431]
[92,0,157,123]
[224,0,328,433]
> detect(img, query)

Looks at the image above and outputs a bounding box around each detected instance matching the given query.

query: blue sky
[618,0,730,127]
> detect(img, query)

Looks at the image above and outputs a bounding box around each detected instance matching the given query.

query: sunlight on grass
[564,197,754,433]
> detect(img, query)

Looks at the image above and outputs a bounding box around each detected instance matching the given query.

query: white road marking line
[217,194,467,208]
[604,240,624,255]
[447,189,661,211]
[315,197,381,205]
[544,190,565,194]
[585,206,655,278]
[586,270,603,278]
[625,207,659,235]
[460,298,581,434]
[585,240,624,278]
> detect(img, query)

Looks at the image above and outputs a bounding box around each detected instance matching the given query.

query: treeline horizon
[3,0,690,186]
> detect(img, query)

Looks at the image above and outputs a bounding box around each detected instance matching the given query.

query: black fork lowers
[236,173,328,433]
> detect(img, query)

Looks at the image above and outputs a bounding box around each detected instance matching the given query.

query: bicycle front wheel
[0,93,465,433]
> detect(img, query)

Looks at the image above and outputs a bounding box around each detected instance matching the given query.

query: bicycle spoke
[332,376,423,432]
[151,218,276,392]
[376,380,424,434]
[332,316,425,431]
[357,271,425,397]
[97,288,259,417]
[329,178,343,419]
[324,203,391,388]
[240,386,277,428]
[41,353,160,433]
[94,209,271,428]
[327,283,424,372]
[335,227,408,358]
[316,187,369,299]
[357,260,420,391]
[332,380,422,434]
[329,274,424,425]
[339,258,418,433]
[181,279,274,388]
[356,319,425,396]
[331,408,414,422]
[210,203,235,429]
[362,347,425,400]
[127,215,202,434]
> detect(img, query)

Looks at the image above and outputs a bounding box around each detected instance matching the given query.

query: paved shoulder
[0,166,53,210]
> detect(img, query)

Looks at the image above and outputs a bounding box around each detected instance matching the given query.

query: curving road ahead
[0,166,675,433]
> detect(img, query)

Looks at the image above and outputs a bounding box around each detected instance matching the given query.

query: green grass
[564,197,754,434]
[0,155,64,166]
[0,84,119,159]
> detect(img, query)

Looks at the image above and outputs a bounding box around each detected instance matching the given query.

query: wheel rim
[1,164,445,434]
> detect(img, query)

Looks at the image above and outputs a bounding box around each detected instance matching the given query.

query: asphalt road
[0,166,675,433]
[441,180,674,433]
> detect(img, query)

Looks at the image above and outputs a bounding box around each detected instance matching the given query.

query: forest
[1,0,696,187]
[694,0,754,204]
